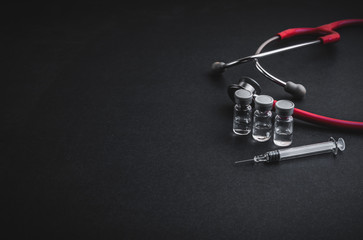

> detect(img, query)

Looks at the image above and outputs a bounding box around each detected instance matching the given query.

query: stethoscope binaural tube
[213,19,363,100]
[254,36,309,99]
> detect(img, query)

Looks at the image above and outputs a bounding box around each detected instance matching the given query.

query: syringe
[235,137,345,164]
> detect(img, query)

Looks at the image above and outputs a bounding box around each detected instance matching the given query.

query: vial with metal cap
[233,89,253,135]
[273,100,294,146]
[252,95,274,142]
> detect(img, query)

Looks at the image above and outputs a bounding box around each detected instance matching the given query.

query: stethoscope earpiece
[211,62,226,74]
[284,81,306,99]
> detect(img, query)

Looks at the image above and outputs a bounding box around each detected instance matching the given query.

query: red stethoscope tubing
[278,19,363,44]
[275,19,363,130]
[272,101,363,130]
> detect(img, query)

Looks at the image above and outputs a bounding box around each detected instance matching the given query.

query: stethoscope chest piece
[228,77,261,103]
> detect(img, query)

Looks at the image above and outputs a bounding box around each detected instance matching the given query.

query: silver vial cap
[254,95,273,111]
[275,100,295,116]
[234,89,253,105]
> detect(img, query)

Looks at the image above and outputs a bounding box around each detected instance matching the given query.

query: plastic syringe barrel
[265,137,344,163]
[277,141,336,161]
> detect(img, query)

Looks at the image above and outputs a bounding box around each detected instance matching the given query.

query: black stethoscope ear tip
[228,77,261,102]
[284,81,306,99]
[211,62,226,74]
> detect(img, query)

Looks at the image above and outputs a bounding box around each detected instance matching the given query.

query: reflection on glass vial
[252,110,272,141]
[233,89,253,135]
[274,115,293,146]
[252,95,274,142]
[233,104,252,135]
[273,100,294,147]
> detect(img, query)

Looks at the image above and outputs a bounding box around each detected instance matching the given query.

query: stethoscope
[211,19,363,131]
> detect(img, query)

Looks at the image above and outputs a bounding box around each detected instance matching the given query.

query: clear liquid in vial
[273,130,292,146]
[252,125,271,142]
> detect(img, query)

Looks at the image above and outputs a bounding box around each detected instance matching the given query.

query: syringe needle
[234,158,254,165]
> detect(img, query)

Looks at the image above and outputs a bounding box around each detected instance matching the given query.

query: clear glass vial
[273,100,294,147]
[233,89,253,135]
[252,95,274,142]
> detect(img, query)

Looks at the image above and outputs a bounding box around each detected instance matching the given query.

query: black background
[4,1,363,239]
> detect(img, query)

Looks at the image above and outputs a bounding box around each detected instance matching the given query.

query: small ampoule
[233,89,253,135]
[273,100,294,146]
[252,95,274,142]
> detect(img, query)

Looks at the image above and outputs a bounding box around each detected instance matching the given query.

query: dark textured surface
[4,1,363,239]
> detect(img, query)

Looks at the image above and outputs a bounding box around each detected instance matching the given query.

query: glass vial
[233,89,253,135]
[252,95,274,142]
[273,100,294,147]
